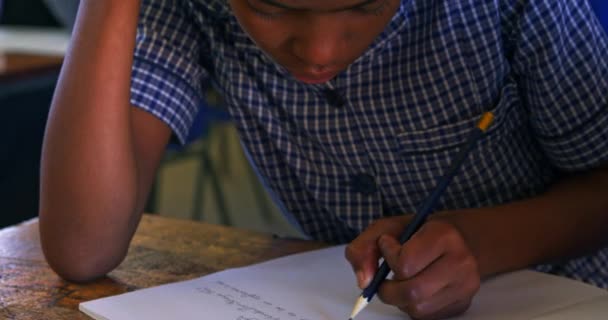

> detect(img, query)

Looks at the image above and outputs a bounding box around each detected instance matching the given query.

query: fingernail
[356,271,366,289]
[378,235,388,250]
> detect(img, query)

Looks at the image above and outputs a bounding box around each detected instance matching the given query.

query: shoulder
[138,0,232,30]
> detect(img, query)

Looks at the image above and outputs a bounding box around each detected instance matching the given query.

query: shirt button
[323,89,346,108]
[351,173,377,195]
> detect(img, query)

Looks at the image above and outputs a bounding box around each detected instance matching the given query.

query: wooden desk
[0,215,325,319]
[0,52,62,83]
[0,27,69,83]
[0,52,63,99]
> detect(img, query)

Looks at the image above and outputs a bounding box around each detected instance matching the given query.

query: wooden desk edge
[0,52,63,82]
[0,214,327,319]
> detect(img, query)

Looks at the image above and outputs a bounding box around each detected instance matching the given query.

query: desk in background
[0,52,61,79]
[0,26,67,95]
[0,214,324,319]
[0,51,62,95]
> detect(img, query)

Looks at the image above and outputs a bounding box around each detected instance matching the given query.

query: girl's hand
[345,216,480,320]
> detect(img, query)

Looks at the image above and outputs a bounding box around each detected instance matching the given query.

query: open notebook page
[80,245,608,320]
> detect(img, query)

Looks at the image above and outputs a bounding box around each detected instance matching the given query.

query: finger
[408,299,473,320]
[377,257,452,308]
[345,216,410,288]
[393,220,457,279]
[404,285,476,320]
[376,234,404,280]
[379,254,480,319]
[377,223,447,280]
[345,238,382,289]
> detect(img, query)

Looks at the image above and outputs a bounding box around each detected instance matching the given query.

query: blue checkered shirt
[130,0,608,288]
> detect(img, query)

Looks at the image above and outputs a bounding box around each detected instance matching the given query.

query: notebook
[80,245,608,320]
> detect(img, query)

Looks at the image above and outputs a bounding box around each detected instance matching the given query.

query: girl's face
[229,0,400,84]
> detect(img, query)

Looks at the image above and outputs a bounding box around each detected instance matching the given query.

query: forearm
[39,0,142,281]
[444,164,608,278]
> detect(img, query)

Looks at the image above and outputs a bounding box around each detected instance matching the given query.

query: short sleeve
[130,0,209,144]
[507,0,608,171]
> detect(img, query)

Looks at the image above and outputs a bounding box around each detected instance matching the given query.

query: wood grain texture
[0,215,326,319]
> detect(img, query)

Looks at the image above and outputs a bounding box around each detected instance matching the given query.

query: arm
[39,0,172,282]
[449,163,608,277]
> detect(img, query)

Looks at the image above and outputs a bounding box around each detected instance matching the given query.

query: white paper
[80,246,608,320]
[0,27,70,56]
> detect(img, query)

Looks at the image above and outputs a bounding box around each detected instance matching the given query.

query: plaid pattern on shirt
[130,0,608,288]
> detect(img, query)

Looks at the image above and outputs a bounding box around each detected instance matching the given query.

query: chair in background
[147,89,276,226]
[146,90,232,224]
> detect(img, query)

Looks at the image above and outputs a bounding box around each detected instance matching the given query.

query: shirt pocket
[392,84,528,211]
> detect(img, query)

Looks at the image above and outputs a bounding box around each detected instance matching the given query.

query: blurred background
[0,0,605,234]
[0,0,301,238]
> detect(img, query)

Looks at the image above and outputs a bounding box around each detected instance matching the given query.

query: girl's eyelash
[252,7,282,20]
[248,0,389,20]
[356,0,389,16]
[247,2,282,21]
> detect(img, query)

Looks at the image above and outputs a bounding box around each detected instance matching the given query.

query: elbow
[46,257,108,283]
[42,244,126,283]
[39,222,128,283]
[38,198,135,283]
[38,179,137,282]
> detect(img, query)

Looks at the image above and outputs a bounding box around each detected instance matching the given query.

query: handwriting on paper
[196,281,312,320]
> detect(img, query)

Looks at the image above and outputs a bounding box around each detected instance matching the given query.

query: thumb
[345,242,380,289]
[345,216,411,288]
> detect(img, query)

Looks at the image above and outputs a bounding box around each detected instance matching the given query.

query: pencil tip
[349,295,369,320]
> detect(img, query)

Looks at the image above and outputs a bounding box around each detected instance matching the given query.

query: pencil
[348,112,494,320]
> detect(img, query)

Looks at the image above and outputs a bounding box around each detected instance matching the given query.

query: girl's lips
[292,71,337,84]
